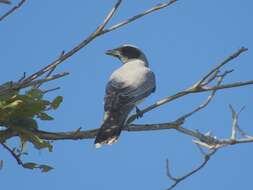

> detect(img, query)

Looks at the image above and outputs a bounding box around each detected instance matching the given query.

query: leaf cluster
[0,82,63,171]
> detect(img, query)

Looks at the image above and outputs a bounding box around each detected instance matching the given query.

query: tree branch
[175,70,230,122]
[0,0,11,4]
[126,47,249,124]
[0,0,26,22]
[0,72,69,96]
[195,47,248,86]
[0,52,252,148]
[164,103,252,189]
[1,3,253,186]
[0,142,23,166]
[22,0,123,83]
[100,0,178,35]
[166,147,217,190]
[22,0,178,84]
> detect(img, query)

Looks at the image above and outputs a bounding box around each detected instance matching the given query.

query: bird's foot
[135,106,143,119]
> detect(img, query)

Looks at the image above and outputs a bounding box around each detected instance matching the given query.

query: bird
[94,44,156,148]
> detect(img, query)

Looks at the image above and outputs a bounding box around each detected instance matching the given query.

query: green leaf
[9,97,48,118]
[29,135,53,152]
[37,112,54,120]
[0,82,18,102]
[26,88,43,100]
[39,164,54,172]
[23,162,54,172]
[16,128,53,152]
[19,133,28,153]
[23,162,38,169]
[2,100,23,109]
[51,96,63,109]
[10,118,38,130]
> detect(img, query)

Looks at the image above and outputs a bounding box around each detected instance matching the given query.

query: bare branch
[1,75,252,150]
[35,52,62,89]
[0,0,26,22]
[193,105,253,150]
[176,70,229,123]
[22,0,178,84]
[0,72,69,96]
[22,0,123,84]
[20,72,69,89]
[1,0,179,94]
[18,72,26,82]
[0,112,252,151]
[199,80,253,91]
[126,121,182,132]
[195,47,248,87]
[229,105,251,140]
[1,3,253,184]
[127,47,250,124]
[42,87,61,94]
[166,159,178,182]
[0,0,11,4]
[166,147,217,190]
[0,121,181,142]
[127,78,253,124]
[229,104,238,140]
[100,0,178,35]
[0,142,23,166]
[0,122,250,148]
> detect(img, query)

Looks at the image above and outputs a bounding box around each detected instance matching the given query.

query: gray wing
[104,71,156,112]
[95,71,156,147]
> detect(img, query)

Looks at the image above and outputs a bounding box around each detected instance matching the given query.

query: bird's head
[106,44,148,65]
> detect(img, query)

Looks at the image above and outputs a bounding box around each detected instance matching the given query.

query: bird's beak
[105,49,119,57]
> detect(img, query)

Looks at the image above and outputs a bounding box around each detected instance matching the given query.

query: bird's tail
[94,118,122,148]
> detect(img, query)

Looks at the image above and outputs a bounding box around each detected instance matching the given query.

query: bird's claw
[135,106,143,119]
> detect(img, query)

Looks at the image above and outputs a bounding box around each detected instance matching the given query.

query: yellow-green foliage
[0,82,63,171]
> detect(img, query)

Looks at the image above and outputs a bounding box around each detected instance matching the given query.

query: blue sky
[1,0,253,189]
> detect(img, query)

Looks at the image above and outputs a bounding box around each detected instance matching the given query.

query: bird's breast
[110,63,150,88]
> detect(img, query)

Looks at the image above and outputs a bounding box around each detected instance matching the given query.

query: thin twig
[33,0,121,90]
[127,47,249,124]
[0,0,26,22]
[0,72,69,96]
[21,72,69,88]
[166,147,217,190]
[18,72,26,82]
[229,105,251,140]
[42,87,60,94]
[195,47,248,87]
[100,0,178,35]
[126,78,253,124]
[35,52,63,88]
[176,70,229,122]
[166,160,178,181]
[0,2,253,183]
[22,0,122,84]
[229,104,238,140]
[22,0,178,84]
[0,142,23,166]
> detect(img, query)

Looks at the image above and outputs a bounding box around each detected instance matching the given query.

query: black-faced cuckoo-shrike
[95,44,156,148]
